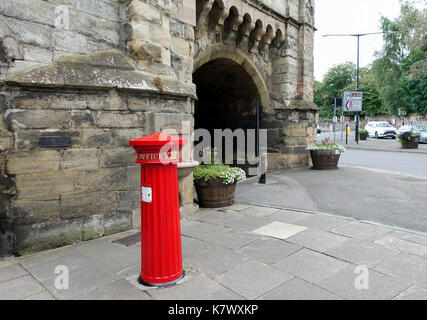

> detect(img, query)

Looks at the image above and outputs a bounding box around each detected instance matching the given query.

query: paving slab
[185,245,252,277]
[235,174,319,212]
[375,252,427,288]
[73,241,141,273]
[73,279,151,300]
[257,277,342,300]
[274,249,349,284]
[17,245,79,269]
[316,265,410,300]
[390,230,427,246]
[0,263,28,283]
[252,222,307,240]
[181,236,213,259]
[375,234,427,258]
[0,275,45,300]
[266,210,312,224]
[22,291,56,300]
[21,250,99,282]
[239,206,280,218]
[186,208,239,225]
[181,221,228,242]
[115,264,141,280]
[41,265,119,300]
[286,228,348,253]
[217,203,251,213]
[294,213,350,231]
[212,229,260,250]
[215,260,294,300]
[237,237,301,265]
[149,273,243,300]
[331,221,392,241]
[224,215,277,232]
[393,286,427,300]
[324,238,399,268]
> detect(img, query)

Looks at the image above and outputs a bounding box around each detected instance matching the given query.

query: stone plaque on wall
[179,0,196,26]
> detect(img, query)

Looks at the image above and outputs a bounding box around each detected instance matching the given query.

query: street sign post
[343,91,363,112]
[343,91,363,144]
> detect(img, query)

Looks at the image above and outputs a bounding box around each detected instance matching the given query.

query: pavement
[318,131,427,154]
[2,187,427,300]
[257,168,427,234]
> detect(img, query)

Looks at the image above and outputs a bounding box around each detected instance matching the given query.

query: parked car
[365,121,397,139]
[397,124,427,144]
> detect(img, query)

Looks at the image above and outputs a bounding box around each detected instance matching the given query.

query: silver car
[397,124,427,144]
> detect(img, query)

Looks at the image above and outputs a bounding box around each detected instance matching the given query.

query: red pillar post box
[129,133,186,287]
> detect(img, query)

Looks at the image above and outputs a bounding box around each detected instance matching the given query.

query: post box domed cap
[129,132,186,147]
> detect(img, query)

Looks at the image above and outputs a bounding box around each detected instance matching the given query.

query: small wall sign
[39,136,71,148]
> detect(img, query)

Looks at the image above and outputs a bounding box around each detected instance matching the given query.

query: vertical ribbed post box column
[129,133,186,286]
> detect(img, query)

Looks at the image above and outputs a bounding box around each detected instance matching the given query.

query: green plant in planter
[194,147,246,185]
[359,129,369,140]
[398,131,421,149]
[307,138,345,170]
[194,164,246,185]
[398,131,421,142]
[306,138,346,153]
[194,147,246,208]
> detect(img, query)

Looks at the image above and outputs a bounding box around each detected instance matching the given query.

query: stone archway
[193,46,267,173]
[193,44,270,108]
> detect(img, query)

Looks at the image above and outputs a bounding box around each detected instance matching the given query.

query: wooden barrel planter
[195,179,236,208]
[359,131,369,141]
[310,150,341,170]
[401,138,419,149]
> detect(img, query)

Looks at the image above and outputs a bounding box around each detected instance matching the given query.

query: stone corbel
[196,0,214,25]
[248,22,265,53]
[259,26,275,51]
[271,30,285,49]
[208,1,229,31]
[223,14,243,41]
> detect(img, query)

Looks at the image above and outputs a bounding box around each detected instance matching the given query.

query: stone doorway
[193,57,261,174]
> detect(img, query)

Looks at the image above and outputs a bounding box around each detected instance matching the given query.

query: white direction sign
[343,91,363,112]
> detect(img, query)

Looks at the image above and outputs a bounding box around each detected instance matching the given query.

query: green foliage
[399,50,427,114]
[307,138,346,153]
[193,165,246,185]
[398,131,421,142]
[314,62,357,120]
[358,129,369,140]
[314,64,387,120]
[372,0,427,115]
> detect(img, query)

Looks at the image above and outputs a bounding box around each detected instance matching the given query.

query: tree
[314,63,386,119]
[358,68,387,116]
[314,62,356,120]
[372,0,427,115]
[400,50,427,114]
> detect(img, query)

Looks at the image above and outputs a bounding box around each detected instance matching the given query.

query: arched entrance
[193,58,259,134]
[193,46,269,173]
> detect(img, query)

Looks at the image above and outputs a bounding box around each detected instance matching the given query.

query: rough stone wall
[0,0,196,256]
[0,0,123,78]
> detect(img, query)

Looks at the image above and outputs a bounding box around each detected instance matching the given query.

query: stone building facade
[0,0,317,256]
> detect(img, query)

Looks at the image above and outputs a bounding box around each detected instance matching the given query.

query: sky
[314,0,402,81]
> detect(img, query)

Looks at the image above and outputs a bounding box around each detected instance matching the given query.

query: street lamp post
[322,32,392,144]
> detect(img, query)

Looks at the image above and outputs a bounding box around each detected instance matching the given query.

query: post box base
[137,272,185,288]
